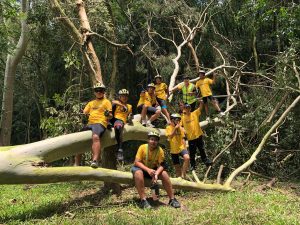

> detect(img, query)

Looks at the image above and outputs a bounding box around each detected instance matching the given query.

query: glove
[104,110,110,117]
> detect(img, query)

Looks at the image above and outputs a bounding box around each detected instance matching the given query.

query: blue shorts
[86,123,106,137]
[157,98,167,109]
[137,104,158,114]
[171,149,189,165]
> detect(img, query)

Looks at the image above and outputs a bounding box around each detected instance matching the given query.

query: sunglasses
[94,89,105,93]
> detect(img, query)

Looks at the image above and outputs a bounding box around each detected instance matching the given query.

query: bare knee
[156,109,161,115]
[92,134,100,142]
[159,170,170,181]
[183,154,190,161]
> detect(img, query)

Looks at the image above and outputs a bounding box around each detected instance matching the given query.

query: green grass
[0,181,299,225]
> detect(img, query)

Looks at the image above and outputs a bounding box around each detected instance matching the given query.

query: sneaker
[142,120,147,127]
[146,121,155,128]
[206,116,210,121]
[90,160,99,168]
[140,199,152,209]
[169,198,181,208]
[204,158,213,167]
[117,149,124,161]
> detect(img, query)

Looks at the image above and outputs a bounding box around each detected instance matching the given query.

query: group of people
[77,69,225,209]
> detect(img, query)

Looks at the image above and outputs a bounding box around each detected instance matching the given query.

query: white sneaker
[146,121,155,128]
[206,117,210,121]
[141,120,147,127]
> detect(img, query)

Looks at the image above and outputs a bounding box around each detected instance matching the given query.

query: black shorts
[86,123,106,137]
[131,166,158,179]
[156,98,167,109]
[171,149,189,165]
[202,95,216,104]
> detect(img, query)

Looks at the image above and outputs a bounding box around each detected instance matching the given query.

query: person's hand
[175,123,181,129]
[148,169,156,177]
[152,173,158,184]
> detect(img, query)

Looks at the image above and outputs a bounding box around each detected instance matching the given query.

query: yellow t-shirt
[84,98,112,127]
[135,144,165,169]
[181,108,203,140]
[137,92,156,107]
[166,125,186,154]
[196,78,213,97]
[113,101,132,123]
[155,83,168,100]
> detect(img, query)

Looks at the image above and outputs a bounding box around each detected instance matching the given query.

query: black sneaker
[90,160,99,168]
[169,198,181,208]
[204,158,213,167]
[140,199,152,209]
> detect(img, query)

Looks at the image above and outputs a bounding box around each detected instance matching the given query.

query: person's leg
[74,154,82,166]
[196,136,212,166]
[133,169,147,200]
[188,139,197,170]
[181,150,190,178]
[149,108,161,122]
[159,171,174,199]
[161,108,171,123]
[202,97,209,118]
[90,124,106,167]
[141,104,148,125]
[114,121,124,150]
[210,96,224,115]
[171,154,181,177]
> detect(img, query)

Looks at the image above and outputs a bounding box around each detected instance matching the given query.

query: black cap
[183,75,190,80]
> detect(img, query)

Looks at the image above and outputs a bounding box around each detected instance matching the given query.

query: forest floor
[0,178,299,225]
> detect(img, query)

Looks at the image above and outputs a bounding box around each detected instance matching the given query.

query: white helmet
[147,83,155,88]
[170,113,181,120]
[93,82,106,90]
[154,74,162,79]
[118,89,129,95]
[148,131,160,139]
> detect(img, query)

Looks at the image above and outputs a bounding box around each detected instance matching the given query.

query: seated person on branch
[166,113,190,179]
[181,100,212,171]
[111,89,133,162]
[75,82,112,168]
[154,74,171,124]
[137,83,161,128]
[131,131,181,209]
[170,75,198,111]
[195,70,225,119]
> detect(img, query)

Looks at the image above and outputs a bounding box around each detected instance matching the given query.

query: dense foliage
[0,0,299,180]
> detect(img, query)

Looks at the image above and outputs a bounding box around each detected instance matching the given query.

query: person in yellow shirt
[170,75,198,111]
[195,70,225,119]
[131,131,181,209]
[154,74,171,123]
[111,89,133,162]
[75,82,112,168]
[137,83,161,127]
[166,113,190,179]
[181,100,212,170]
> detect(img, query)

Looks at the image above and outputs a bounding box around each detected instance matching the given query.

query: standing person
[111,89,133,162]
[170,75,198,111]
[131,131,181,209]
[137,83,161,128]
[75,82,112,168]
[181,100,212,170]
[195,70,225,119]
[166,113,190,179]
[154,74,171,124]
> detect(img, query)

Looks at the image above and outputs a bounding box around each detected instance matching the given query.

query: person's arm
[112,100,125,107]
[211,74,216,84]
[169,85,179,94]
[134,160,155,177]
[168,124,181,139]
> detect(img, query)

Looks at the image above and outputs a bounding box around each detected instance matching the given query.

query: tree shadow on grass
[0,184,137,223]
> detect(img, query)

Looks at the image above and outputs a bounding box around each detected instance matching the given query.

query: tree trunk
[252,32,259,72]
[0,0,29,146]
[102,145,121,194]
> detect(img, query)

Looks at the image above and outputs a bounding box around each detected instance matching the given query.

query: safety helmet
[148,131,160,139]
[118,89,129,95]
[183,75,190,80]
[147,83,155,88]
[199,69,206,74]
[154,74,162,79]
[93,82,106,90]
[170,113,181,120]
